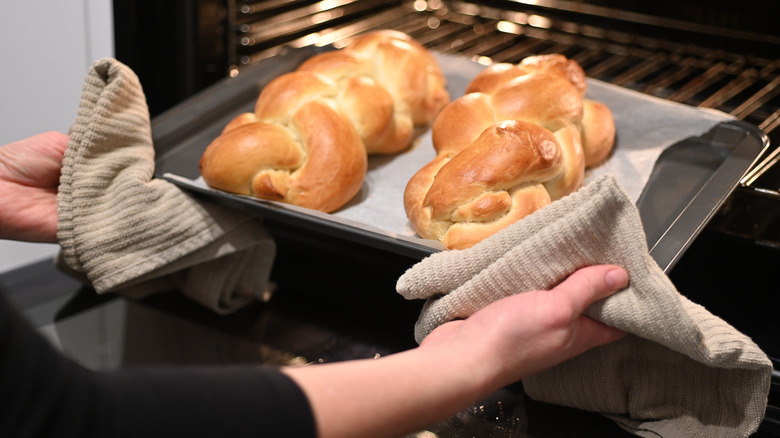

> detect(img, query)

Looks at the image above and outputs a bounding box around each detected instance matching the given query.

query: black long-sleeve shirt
[0,293,317,438]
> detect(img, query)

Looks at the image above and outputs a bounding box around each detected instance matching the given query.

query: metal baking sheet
[154,46,769,272]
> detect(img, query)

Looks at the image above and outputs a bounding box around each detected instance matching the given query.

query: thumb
[553,265,629,316]
[554,265,629,359]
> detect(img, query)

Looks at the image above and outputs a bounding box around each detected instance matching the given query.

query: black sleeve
[0,293,317,438]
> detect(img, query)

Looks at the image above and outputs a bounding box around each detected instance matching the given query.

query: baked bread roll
[200,30,450,212]
[405,54,615,249]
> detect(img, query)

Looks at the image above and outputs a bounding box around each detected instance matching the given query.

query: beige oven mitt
[57,58,274,314]
[397,174,772,438]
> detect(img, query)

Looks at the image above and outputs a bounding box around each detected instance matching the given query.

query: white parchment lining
[172,53,734,247]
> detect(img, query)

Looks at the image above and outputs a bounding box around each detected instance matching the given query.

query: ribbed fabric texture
[57,58,275,314]
[397,174,772,437]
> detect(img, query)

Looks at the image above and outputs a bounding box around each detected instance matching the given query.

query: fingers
[552,265,629,359]
[28,131,69,180]
[553,265,628,315]
[36,131,70,157]
[0,132,68,243]
[0,132,68,186]
[574,313,627,353]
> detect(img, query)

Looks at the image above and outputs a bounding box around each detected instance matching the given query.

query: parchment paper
[175,53,735,246]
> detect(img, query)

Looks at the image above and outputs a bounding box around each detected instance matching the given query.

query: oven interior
[115,0,780,246]
[110,0,780,434]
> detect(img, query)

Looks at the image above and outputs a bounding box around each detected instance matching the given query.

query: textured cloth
[397,174,772,437]
[57,58,274,314]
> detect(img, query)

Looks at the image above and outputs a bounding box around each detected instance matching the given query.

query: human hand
[0,132,69,242]
[284,265,628,438]
[420,264,628,386]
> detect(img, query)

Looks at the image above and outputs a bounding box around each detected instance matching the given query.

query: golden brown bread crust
[581,99,616,167]
[200,30,449,212]
[405,54,615,249]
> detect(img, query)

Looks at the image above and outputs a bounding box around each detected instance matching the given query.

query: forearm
[282,341,499,438]
[283,266,630,438]
[0,293,316,438]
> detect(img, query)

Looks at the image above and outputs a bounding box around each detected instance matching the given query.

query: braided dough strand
[200,30,449,212]
[405,54,615,249]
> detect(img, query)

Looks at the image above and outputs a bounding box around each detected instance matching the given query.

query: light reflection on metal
[742,147,780,187]
[427,16,441,29]
[293,33,322,48]
[496,21,523,35]
[311,9,344,25]
[315,32,340,47]
[527,14,551,28]
[476,56,493,66]
[315,0,344,13]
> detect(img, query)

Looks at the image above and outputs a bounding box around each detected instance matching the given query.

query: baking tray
[153,45,769,272]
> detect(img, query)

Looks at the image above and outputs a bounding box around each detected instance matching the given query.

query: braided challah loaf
[200,30,449,213]
[404,54,615,250]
